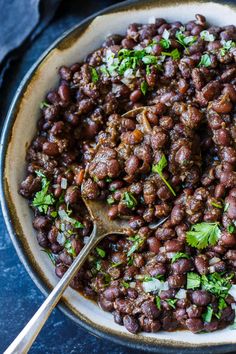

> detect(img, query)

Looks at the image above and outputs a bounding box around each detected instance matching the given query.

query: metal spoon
[4,194,168,354]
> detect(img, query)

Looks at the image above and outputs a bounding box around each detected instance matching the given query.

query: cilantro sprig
[32,171,55,213]
[152,155,176,196]
[176,30,197,48]
[186,222,221,249]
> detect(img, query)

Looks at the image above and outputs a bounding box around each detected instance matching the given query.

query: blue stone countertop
[0,1,143,353]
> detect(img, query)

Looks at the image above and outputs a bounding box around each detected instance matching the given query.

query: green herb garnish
[140,81,148,95]
[200,30,215,42]
[121,281,130,289]
[155,296,161,310]
[123,191,137,209]
[198,53,212,67]
[127,235,145,257]
[171,252,190,264]
[58,209,84,228]
[161,48,180,60]
[210,201,223,209]
[186,222,221,249]
[64,239,76,257]
[187,272,201,289]
[96,247,106,258]
[202,305,213,323]
[201,272,234,298]
[50,211,58,218]
[107,196,115,205]
[176,31,197,48]
[220,40,236,56]
[91,67,99,83]
[152,154,176,196]
[32,171,55,213]
[166,298,178,309]
[227,225,235,234]
[160,29,171,49]
[40,101,51,109]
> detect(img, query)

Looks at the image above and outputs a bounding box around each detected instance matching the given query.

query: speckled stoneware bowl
[1,0,236,352]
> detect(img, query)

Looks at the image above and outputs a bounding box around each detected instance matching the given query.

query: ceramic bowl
[1,0,236,352]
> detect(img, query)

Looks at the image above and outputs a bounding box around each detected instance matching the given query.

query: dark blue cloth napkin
[0,0,61,87]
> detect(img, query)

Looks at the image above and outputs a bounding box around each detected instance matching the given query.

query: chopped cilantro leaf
[121,281,130,288]
[152,155,176,196]
[220,40,236,56]
[171,252,190,264]
[161,48,180,60]
[40,101,51,109]
[210,201,223,209]
[227,225,235,234]
[64,239,76,257]
[96,247,106,258]
[140,81,148,95]
[198,54,212,67]
[50,211,58,218]
[155,295,161,310]
[202,305,213,323]
[166,298,177,309]
[123,191,137,209]
[186,222,221,249]
[187,272,201,289]
[91,67,99,83]
[127,235,145,257]
[107,196,115,205]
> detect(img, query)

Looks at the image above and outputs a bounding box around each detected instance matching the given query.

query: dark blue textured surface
[0,1,142,353]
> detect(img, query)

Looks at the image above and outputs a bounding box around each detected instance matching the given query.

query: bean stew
[19,14,236,334]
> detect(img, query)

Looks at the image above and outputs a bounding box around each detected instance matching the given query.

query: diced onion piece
[208,265,216,273]
[175,289,187,299]
[61,178,67,189]
[133,44,143,51]
[167,252,177,259]
[57,232,66,246]
[229,285,236,300]
[209,257,221,265]
[129,282,136,288]
[123,68,134,79]
[162,281,169,290]
[159,247,165,252]
[112,84,121,94]
[52,184,59,188]
[143,278,164,293]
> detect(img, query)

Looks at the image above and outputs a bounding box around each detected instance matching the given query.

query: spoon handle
[4,226,99,354]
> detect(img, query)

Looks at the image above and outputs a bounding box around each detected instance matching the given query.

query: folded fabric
[0,0,61,86]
